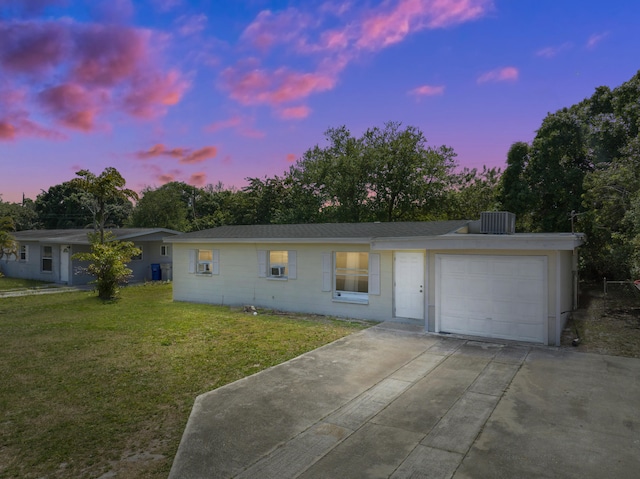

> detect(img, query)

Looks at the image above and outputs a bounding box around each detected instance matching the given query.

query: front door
[394,252,425,320]
[60,245,70,283]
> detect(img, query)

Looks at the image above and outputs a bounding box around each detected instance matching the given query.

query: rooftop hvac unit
[480,211,516,234]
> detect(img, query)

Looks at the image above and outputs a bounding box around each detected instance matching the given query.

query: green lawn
[0,277,55,291]
[0,283,368,479]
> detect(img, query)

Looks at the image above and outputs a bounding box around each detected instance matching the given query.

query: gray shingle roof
[167,221,470,242]
[13,228,181,244]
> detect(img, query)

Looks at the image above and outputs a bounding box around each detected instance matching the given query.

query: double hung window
[334,252,369,301]
[42,246,53,272]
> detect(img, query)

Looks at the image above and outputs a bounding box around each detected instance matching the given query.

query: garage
[436,254,547,343]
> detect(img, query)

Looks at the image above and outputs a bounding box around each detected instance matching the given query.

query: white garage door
[436,255,547,343]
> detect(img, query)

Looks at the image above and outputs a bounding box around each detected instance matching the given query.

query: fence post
[603,277,607,295]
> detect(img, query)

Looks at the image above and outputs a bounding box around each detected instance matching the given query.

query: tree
[525,108,590,232]
[363,122,457,221]
[446,166,501,221]
[35,181,132,230]
[497,142,532,229]
[128,182,192,231]
[0,216,18,263]
[35,182,96,229]
[0,197,39,230]
[70,167,138,243]
[579,137,640,280]
[296,126,371,222]
[72,232,141,300]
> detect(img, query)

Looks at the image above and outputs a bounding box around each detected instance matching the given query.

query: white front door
[60,245,70,283]
[394,252,425,319]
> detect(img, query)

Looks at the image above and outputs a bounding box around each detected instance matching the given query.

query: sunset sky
[1,0,639,203]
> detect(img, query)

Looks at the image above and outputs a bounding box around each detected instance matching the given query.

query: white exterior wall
[172,242,393,322]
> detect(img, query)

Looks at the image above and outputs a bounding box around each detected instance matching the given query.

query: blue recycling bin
[151,263,161,281]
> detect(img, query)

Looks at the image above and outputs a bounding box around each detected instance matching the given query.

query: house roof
[162,220,586,251]
[164,221,471,243]
[13,228,182,245]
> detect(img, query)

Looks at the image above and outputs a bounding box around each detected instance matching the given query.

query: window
[269,251,288,277]
[161,245,169,256]
[42,245,53,272]
[19,245,28,262]
[198,250,213,274]
[334,252,369,301]
[188,249,219,275]
[131,245,143,261]
[257,250,296,279]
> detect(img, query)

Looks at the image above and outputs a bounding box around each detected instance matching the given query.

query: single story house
[2,228,181,286]
[164,213,585,346]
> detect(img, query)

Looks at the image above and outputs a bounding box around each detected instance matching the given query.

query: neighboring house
[1,228,181,286]
[164,213,585,346]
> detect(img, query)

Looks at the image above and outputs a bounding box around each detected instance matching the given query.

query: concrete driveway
[169,324,640,479]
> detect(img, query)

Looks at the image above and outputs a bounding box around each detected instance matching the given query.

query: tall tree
[0,197,39,230]
[364,122,457,222]
[128,182,193,231]
[525,108,589,232]
[70,168,138,243]
[497,141,532,229]
[35,182,96,229]
[296,126,371,222]
[0,216,18,262]
[446,166,501,221]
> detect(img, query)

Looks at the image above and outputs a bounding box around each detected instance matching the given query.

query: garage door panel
[437,255,547,343]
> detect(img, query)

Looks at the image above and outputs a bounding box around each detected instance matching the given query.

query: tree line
[2,71,640,281]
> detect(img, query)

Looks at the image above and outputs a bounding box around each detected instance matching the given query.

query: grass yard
[0,283,369,478]
[0,277,55,291]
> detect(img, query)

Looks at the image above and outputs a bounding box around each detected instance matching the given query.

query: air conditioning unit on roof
[480,211,516,234]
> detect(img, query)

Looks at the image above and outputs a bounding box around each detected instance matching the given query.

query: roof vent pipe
[480,211,516,234]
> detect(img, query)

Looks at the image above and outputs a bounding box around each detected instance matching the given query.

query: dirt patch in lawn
[562,283,640,358]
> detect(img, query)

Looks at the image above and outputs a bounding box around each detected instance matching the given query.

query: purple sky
[1,0,639,203]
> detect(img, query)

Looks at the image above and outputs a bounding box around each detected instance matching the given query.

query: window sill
[267,276,288,281]
[332,296,369,305]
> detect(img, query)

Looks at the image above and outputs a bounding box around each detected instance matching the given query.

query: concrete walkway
[169,324,640,479]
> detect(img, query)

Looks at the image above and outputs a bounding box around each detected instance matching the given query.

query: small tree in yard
[73,232,141,300]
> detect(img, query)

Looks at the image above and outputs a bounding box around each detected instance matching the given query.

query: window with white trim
[269,251,288,277]
[257,250,297,280]
[322,252,380,299]
[188,249,219,275]
[334,252,369,301]
[42,245,53,272]
[19,244,28,262]
[160,245,169,256]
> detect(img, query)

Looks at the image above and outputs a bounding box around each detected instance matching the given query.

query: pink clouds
[188,172,207,187]
[535,42,572,58]
[0,18,187,141]
[206,114,266,138]
[278,105,311,119]
[221,63,335,107]
[225,0,492,120]
[587,31,609,49]
[477,66,519,84]
[409,84,445,97]
[136,144,217,164]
